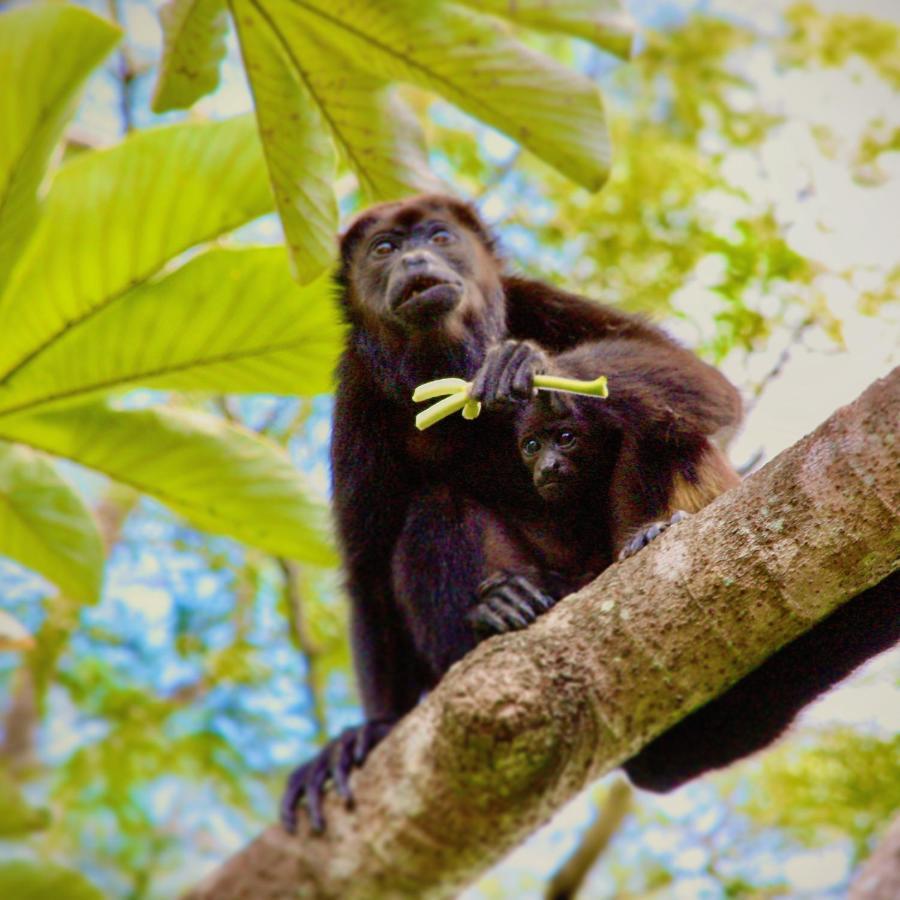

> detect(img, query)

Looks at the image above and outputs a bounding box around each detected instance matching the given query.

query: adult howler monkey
[281,195,898,832]
[281,193,740,831]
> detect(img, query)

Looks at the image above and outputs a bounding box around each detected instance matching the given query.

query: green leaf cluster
[0,5,340,606]
[0,862,104,900]
[152,0,634,280]
[743,730,900,859]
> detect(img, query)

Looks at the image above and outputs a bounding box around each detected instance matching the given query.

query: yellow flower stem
[415,393,469,430]
[411,377,470,402]
[412,375,607,430]
[534,374,609,398]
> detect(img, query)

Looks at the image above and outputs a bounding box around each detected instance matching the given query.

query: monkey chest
[404,421,534,503]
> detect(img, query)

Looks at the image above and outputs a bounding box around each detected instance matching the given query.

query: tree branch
[544,779,632,900]
[187,368,899,900]
[851,814,900,899]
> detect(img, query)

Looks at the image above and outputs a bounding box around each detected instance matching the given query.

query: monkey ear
[444,199,500,258]
[338,212,380,263]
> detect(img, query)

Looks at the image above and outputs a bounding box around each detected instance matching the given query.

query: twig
[278,559,328,745]
[743,317,813,417]
[544,779,632,900]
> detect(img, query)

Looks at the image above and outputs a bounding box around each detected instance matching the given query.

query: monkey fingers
[352,719,395,765]
[281,749,331,834]
[471,340,547,409]
[471,573,557,636]
[280,720,395,834]
[502,342,547,401]
[618,510,690,561]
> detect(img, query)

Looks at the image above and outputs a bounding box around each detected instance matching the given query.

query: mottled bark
[187,368,899,900]
[851,815,900,900]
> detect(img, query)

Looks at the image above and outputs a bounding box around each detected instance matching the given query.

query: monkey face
[519,425,583,503]
[339,195,502,334]
[378,223,467,327]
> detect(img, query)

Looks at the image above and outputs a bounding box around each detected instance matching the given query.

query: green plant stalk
[535,374,608,397]
[412,374,608,431]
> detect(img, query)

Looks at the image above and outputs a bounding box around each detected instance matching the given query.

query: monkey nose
[401,252,430,270]
[537,463,560,484]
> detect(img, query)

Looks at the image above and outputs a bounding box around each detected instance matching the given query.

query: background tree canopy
[0,0,897,897]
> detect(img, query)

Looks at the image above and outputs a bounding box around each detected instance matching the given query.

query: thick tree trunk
[187,368,899,900]
[851,815,900,899]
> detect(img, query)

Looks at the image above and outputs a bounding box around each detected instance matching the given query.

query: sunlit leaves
[782,3,900,88]
[0,770,47,836]
[264,0,612,190]
[744,730,900,858]
[0,13,340,581]
[0,442,103,603]
[232,0,339,281]
[455,0,634,59]
[153,0,230,111]
[0,402,335,564]
[0,249,341,418]
[237,3,442,204]
[225,0,612,278]
[0,5,118,294]
[0,862,104,900]
[149,0,629,281]
[0,117,274,379]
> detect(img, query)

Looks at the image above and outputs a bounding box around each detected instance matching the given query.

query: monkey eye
[557,430,576,448]
[522,438,541,457]
[430,228,454,246]
[371,239,397,257]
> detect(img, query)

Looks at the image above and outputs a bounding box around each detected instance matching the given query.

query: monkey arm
[544,339,742,555]
[549,337,742,440]
[330,351,424,719]
[282,353,421,834]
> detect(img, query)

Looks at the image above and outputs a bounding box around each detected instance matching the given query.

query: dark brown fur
[514,341,742,569]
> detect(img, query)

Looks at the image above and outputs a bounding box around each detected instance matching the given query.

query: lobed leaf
[236,0,442,203]
[0,117,274,380]
[232,0,339,282]
[152,0,231,112]
[0,441,103,604]
[0,5,119,295]
[456,0,635,60]
[0,248,343,419]
[0,402,335,564]
[255,0,611,191]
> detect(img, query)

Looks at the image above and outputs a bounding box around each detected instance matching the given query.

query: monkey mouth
[392,274,463,315]
[536,478,573,503]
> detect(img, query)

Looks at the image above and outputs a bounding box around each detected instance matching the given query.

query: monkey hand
[280,718,395,834]
[470,340,550,410]
[618,510,690,561]
[470,572,558,636]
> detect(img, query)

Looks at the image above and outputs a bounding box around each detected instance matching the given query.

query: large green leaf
[0,862,104,900]
[0,248,342,419]
[0,117,274,380]
[260,0,611,190]
[233,0,442,204]
[0,5,119,294]
[152,0,230,112]
[0,441,103,604]
[456,0,634,60]
[0,402,335,564]
[233,0,339,282]
[344,84,446,201]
